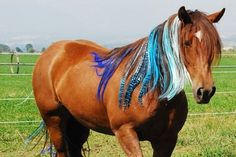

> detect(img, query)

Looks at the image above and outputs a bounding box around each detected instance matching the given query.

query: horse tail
[25,121,55,156]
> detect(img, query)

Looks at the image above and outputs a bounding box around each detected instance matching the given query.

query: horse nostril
[197,87,204,97]
[209,86,216,97]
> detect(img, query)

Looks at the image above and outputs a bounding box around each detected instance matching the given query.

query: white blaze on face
[195,30,203,42]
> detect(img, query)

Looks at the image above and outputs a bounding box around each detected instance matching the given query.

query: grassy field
[0,52,236,157]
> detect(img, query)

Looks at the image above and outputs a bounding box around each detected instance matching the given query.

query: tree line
[0,43,45,53]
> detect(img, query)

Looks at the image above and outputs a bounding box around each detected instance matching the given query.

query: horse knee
[114,125,143,157]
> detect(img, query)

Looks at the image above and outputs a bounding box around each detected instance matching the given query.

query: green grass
[0,52,236,156]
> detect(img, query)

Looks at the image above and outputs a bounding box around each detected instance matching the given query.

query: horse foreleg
[150,134,177,157]
[114,125,143,157]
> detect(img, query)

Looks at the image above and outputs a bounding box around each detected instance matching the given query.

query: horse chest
[136,93,188,141]
[136,106,171,140]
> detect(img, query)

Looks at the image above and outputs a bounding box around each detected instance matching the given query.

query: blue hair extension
[91,52,107,76]
[92,48,132,101]
[123,74,139,106]
[138,27,160,103]
[159,17,189,100]
[40,144,56,157]
[118,78,126,105]
[123,54,146,106]
[137,50,150,102]
[25,121,55,156]
[159,20,175,99]
[25,121,45,145]
[118,43,146,106]
[118,45,144,105]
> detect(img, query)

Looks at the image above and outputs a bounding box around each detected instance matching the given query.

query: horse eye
[184,40,191,47]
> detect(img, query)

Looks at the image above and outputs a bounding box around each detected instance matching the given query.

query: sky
[0,0,235,49]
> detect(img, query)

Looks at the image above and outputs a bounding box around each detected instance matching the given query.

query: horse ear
[207,8,225,23]
[178,6,193,25]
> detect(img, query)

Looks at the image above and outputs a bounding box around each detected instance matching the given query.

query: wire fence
[0,111,235,125]
[1,52,236,75]
[1,67,236,76]
[1,90,236,102]
[0,52,236,126]
[0,52,41,55]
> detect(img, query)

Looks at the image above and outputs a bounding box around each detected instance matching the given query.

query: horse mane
[92,10,221,107]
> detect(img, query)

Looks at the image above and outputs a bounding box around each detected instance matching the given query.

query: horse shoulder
[105,89,162,130]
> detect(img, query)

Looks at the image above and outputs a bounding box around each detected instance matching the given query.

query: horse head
[178,6,225,104]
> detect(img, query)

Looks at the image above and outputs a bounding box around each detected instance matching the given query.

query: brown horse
[32,6,225,157]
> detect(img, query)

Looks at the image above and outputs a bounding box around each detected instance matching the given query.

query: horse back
[34,39,108,88]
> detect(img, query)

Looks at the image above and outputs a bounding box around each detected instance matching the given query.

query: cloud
[10,35,42,42]
[5,35,40,46]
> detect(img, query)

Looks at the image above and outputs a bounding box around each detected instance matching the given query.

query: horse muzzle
[195,86,216,104]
